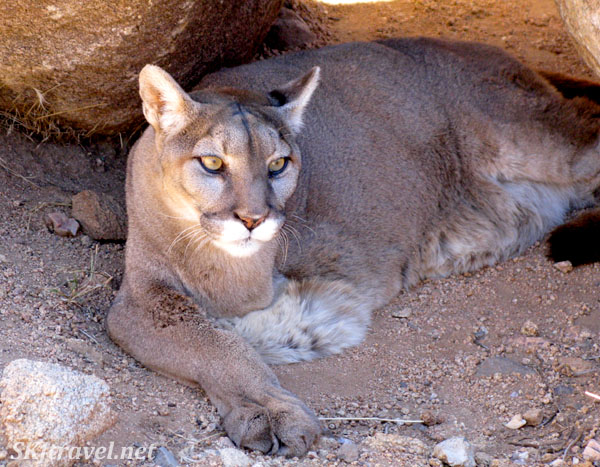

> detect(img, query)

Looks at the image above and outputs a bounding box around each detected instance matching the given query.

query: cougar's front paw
[223,388,321,457]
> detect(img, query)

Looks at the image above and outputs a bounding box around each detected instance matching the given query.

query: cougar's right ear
[139,65,193,135]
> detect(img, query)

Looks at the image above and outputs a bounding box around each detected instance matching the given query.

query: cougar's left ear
[139,64,194,136]
[268,67,320,134]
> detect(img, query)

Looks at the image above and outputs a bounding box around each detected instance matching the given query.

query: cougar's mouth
[211,217,282,257]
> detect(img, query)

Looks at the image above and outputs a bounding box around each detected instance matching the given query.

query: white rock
[504,414,526,430]
[219,447,251,467]
[0,359,115,467]
[553,260,573,273]
[583,439,600,461]
[392,307,412,318]
[432,437,475,467]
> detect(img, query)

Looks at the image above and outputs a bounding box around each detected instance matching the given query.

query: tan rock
[504,414,526,430]
[555,0,600,78]
[0,359,115,467]
[71,190,126,241]
[583,439,600,461]
[520,320,539,337]
[0,0,282,135]
[553,260,573,273]
[523,408,543,426]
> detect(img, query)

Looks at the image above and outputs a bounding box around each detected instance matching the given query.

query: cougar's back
[195,38,592,302]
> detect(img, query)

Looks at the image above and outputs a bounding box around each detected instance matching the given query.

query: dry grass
[50,244,113,305]
[0,85,104,143]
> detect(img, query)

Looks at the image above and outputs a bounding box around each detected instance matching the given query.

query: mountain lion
[107,38,600,456]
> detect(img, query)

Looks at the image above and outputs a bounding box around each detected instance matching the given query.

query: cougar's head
[138,64,320,257]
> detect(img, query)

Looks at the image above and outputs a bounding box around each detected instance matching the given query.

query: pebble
[583,439,600,461]
[219,447,251,467]
[475,356,536,377]
[432,437,475,467]
[44,211,80,237]
[523,408,543,426]
[520,320,539,337]
[505,414,526,430]
[154,446,179,467]
[474,451,494,467]
[558,356,594,375]
[392,307,412,318]
[337,441,360,463]
[553,260,573,273]
[421,410,444,426]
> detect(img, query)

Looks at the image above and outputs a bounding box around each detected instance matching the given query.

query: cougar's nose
[234,211,269,231]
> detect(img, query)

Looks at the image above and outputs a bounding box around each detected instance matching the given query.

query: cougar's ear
[139,65,193,135]
[268,66,320,134]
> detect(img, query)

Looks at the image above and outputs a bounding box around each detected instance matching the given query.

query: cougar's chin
[212,238,263,257]
[212,218,281,257]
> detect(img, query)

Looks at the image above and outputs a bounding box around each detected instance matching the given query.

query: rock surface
[71,190,126,241]
[265,6,317,50]
[0,0,283,135]
[554,0,600,77]
[0,359,115,467]
[432,437,476,467]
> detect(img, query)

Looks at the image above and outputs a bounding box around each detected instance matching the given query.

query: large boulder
[554,0,600,77]
[0,0,283,136]
[0,359,115,467]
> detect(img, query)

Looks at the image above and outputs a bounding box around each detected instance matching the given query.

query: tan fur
[107,38,600,456]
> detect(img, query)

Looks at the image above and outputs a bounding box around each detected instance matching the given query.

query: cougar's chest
[177,249,278,318]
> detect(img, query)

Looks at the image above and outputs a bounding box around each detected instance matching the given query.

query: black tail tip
[547,209,600,266]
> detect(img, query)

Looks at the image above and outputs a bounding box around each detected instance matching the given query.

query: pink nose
[235,212,268,231]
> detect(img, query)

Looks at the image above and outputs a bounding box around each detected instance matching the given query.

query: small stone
[72,190,127,241]
[219,447,251,467]
[421,410,444,426]
[583,439,600,461]
[214,436,235,449]
[392,307,412,318]
[337,441,359,463]
[432,437,476,467]
[44,211,80,237]
[504,414,526,430]
[523,408,543,426]
[474,451,494,467]
[0,449,7,461]
[0,253,7,263]
[558,356,594,375]
[553,260,573,273]
[520,320,539,337]
[510,450,529,465]
[154,446,179,467]
[475,356,536,377]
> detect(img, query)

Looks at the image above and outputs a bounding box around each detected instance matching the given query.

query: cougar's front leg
[106,283,321,456]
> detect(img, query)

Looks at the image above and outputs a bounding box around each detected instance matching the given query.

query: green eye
[268,157,288,177]
[199,156,223,173]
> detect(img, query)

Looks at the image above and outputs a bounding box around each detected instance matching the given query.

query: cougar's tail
[539,71,600,106]
[218,279,371,364]
[547,209,600,266]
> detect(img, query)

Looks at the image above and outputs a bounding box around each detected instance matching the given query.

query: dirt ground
[1,0,599,466]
